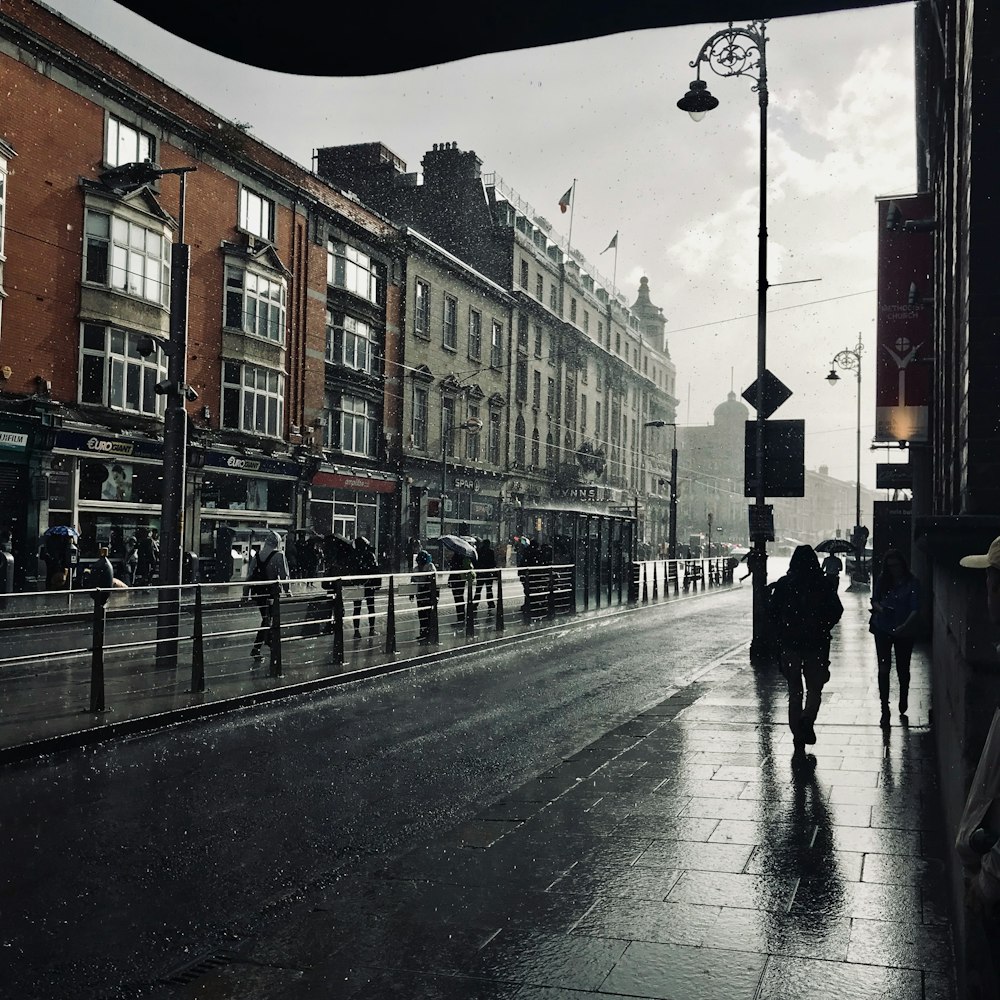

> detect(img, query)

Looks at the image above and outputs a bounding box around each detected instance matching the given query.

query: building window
[222,360,284,437]
[327,240,385,305]
[490,320,503,368]
[325,310,379,374]
[531,428,540,467]
[443,295,458,350]
[412,385,428,449]
[546,430,555,469]
[414,279,430,338]
[466,403,481,460]
[597,366,604,392]
[570,298,577,323]
[468,308,482,361]
[517,314,529,353]
[327,393,377,456]
[520,258,529,287]
[442,396,456,456]
[546,377,556,415]
[514,415,526,466]
[535,274,544,299]
[581,394,588,434]
[489,409,501,464]
[549,285,558,311]
[80,323,167,417]
[581,358,589,384]
[84,209,170,306]
[598,321,603,343]
[225,265,286,342]
[532,371,541,409]
[596,400,602,434]
[533,325,543,358]
[548,333,556,366]
[105,115,154,167]
[615,331,621,354]
[239,187,275,241]
[583,310,589,333]
[566,379,576,427]
[515,357,528,402]
[644,357,649,375]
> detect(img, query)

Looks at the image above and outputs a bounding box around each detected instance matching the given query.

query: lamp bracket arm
[689,20,769,93]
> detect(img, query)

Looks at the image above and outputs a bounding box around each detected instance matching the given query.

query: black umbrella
[814,538,854,555]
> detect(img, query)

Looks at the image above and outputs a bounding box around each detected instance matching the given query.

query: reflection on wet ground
[150,588,955,999]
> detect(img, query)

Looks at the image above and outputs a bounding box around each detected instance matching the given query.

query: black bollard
[190,585,205,693]
[89,589,108,713]
[495,571,505,633]
[269,583,283,678]
[385,575,397,654]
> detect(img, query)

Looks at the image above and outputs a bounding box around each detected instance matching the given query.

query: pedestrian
[284,532,300,579]
[821,551,843,592]
[351,536,380,638]
[447,548,475,628]
[242,529,290,659]
[471,537,497,621]
[409,548,438,644]
[134,527,157,585]
[768,544,844,753]
[869,548,920,727]
[299,534,320,585]
[91,546,116,589]
[518,538,544,616]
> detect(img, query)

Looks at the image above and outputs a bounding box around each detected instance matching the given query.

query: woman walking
[869,549,920,726]
[769,545,844,753]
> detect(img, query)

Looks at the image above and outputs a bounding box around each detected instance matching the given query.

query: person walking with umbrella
[768,544,844,753]
[40,525,78,590]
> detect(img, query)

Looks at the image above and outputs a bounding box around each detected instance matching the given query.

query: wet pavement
[145,585,955,1000]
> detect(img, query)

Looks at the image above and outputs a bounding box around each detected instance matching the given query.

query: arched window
[546,430,554,469]
[514,414,526,466]
[564,430,573,454]
[531,427,540,466]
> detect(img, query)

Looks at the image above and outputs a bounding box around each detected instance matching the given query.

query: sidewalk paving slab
[145,588,956,1000]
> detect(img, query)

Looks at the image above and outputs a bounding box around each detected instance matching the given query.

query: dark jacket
[91,555,115,589]
[769,546,843,652]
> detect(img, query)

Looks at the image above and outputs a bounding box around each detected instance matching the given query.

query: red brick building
[0,0,404,586]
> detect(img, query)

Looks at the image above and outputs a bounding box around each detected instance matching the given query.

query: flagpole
[567,178,577,251]
[612,240,618,294]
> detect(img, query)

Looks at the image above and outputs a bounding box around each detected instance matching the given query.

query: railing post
[642,562,649,604]
[190,584,205,693]
[547,566,556,620]
[384,575,397,654]
[269,582,283,677]
[582,552,590,610]
[617,552,625,606]
[466,574,475,637]
[332,578,344,665]
[89,589,107,713]
[569,562,577,615]
[431,572,440,644]
[701,559,707,591]
[495,571,505,633]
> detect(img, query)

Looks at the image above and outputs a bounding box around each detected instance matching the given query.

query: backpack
[246,550,276,597]
[772,577,841,649]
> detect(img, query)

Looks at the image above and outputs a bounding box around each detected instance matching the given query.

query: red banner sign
[313,471,397,493]
[875,194,934,442]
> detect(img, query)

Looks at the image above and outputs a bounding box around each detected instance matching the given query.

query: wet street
[0,581,954,999]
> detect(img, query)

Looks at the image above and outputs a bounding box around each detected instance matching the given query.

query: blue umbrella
[44,525,79,538]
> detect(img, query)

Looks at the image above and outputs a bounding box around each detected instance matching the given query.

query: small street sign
[876,462,913,490]
[742,370,793,418]
[744,419,806,497]
[748,504,775,542]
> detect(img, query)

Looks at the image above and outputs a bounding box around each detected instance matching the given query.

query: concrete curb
[0,584,738,766]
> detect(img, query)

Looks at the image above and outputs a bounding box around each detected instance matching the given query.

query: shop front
[308,468,399,567]
[196,450,299,581]
[510,485,637,610]
[0,416,35,588]
[48,427,166,581]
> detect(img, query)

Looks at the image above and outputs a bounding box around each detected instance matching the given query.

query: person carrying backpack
[768,544,844,753]
[242,530,290,659]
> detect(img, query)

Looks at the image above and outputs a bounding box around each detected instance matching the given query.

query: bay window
[222,360,284,438]
[84,208,170,306]
[225,265,285,342]
[325,310,379,374]
[328,393,377,457]
[327,240,384,305]
[80,323,167,417]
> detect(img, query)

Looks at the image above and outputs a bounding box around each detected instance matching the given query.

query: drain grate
[159,951,236,986]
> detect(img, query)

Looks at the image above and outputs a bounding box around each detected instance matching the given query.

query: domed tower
[630,276,669,356]
[713,391,749,431]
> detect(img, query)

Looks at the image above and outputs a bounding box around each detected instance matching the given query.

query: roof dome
[713,391,749,426]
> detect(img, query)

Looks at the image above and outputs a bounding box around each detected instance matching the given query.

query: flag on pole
[558,187,573,214]
[601,232,618,254]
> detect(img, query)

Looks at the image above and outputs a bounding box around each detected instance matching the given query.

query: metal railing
[0,558,735,747]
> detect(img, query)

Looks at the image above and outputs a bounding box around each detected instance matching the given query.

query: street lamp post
[826,333,869,590]
[678,19,771,663]
[644,420,678,560]
[439,415,483,536]
[100,161,197,666]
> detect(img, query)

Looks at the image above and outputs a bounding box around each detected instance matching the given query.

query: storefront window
[201,473,293,513]
[78,458,163,504]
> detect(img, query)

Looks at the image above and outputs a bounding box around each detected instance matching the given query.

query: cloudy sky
[46,0,917,488]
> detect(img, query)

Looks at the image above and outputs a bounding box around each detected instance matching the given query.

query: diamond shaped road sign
[742,370,793,419]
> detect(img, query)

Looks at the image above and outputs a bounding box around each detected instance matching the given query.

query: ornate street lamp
[679,20,771,662]
[644,420,678,560]
[826,333,870,590]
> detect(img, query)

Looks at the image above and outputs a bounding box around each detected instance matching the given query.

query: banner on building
[875,194,934,443]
